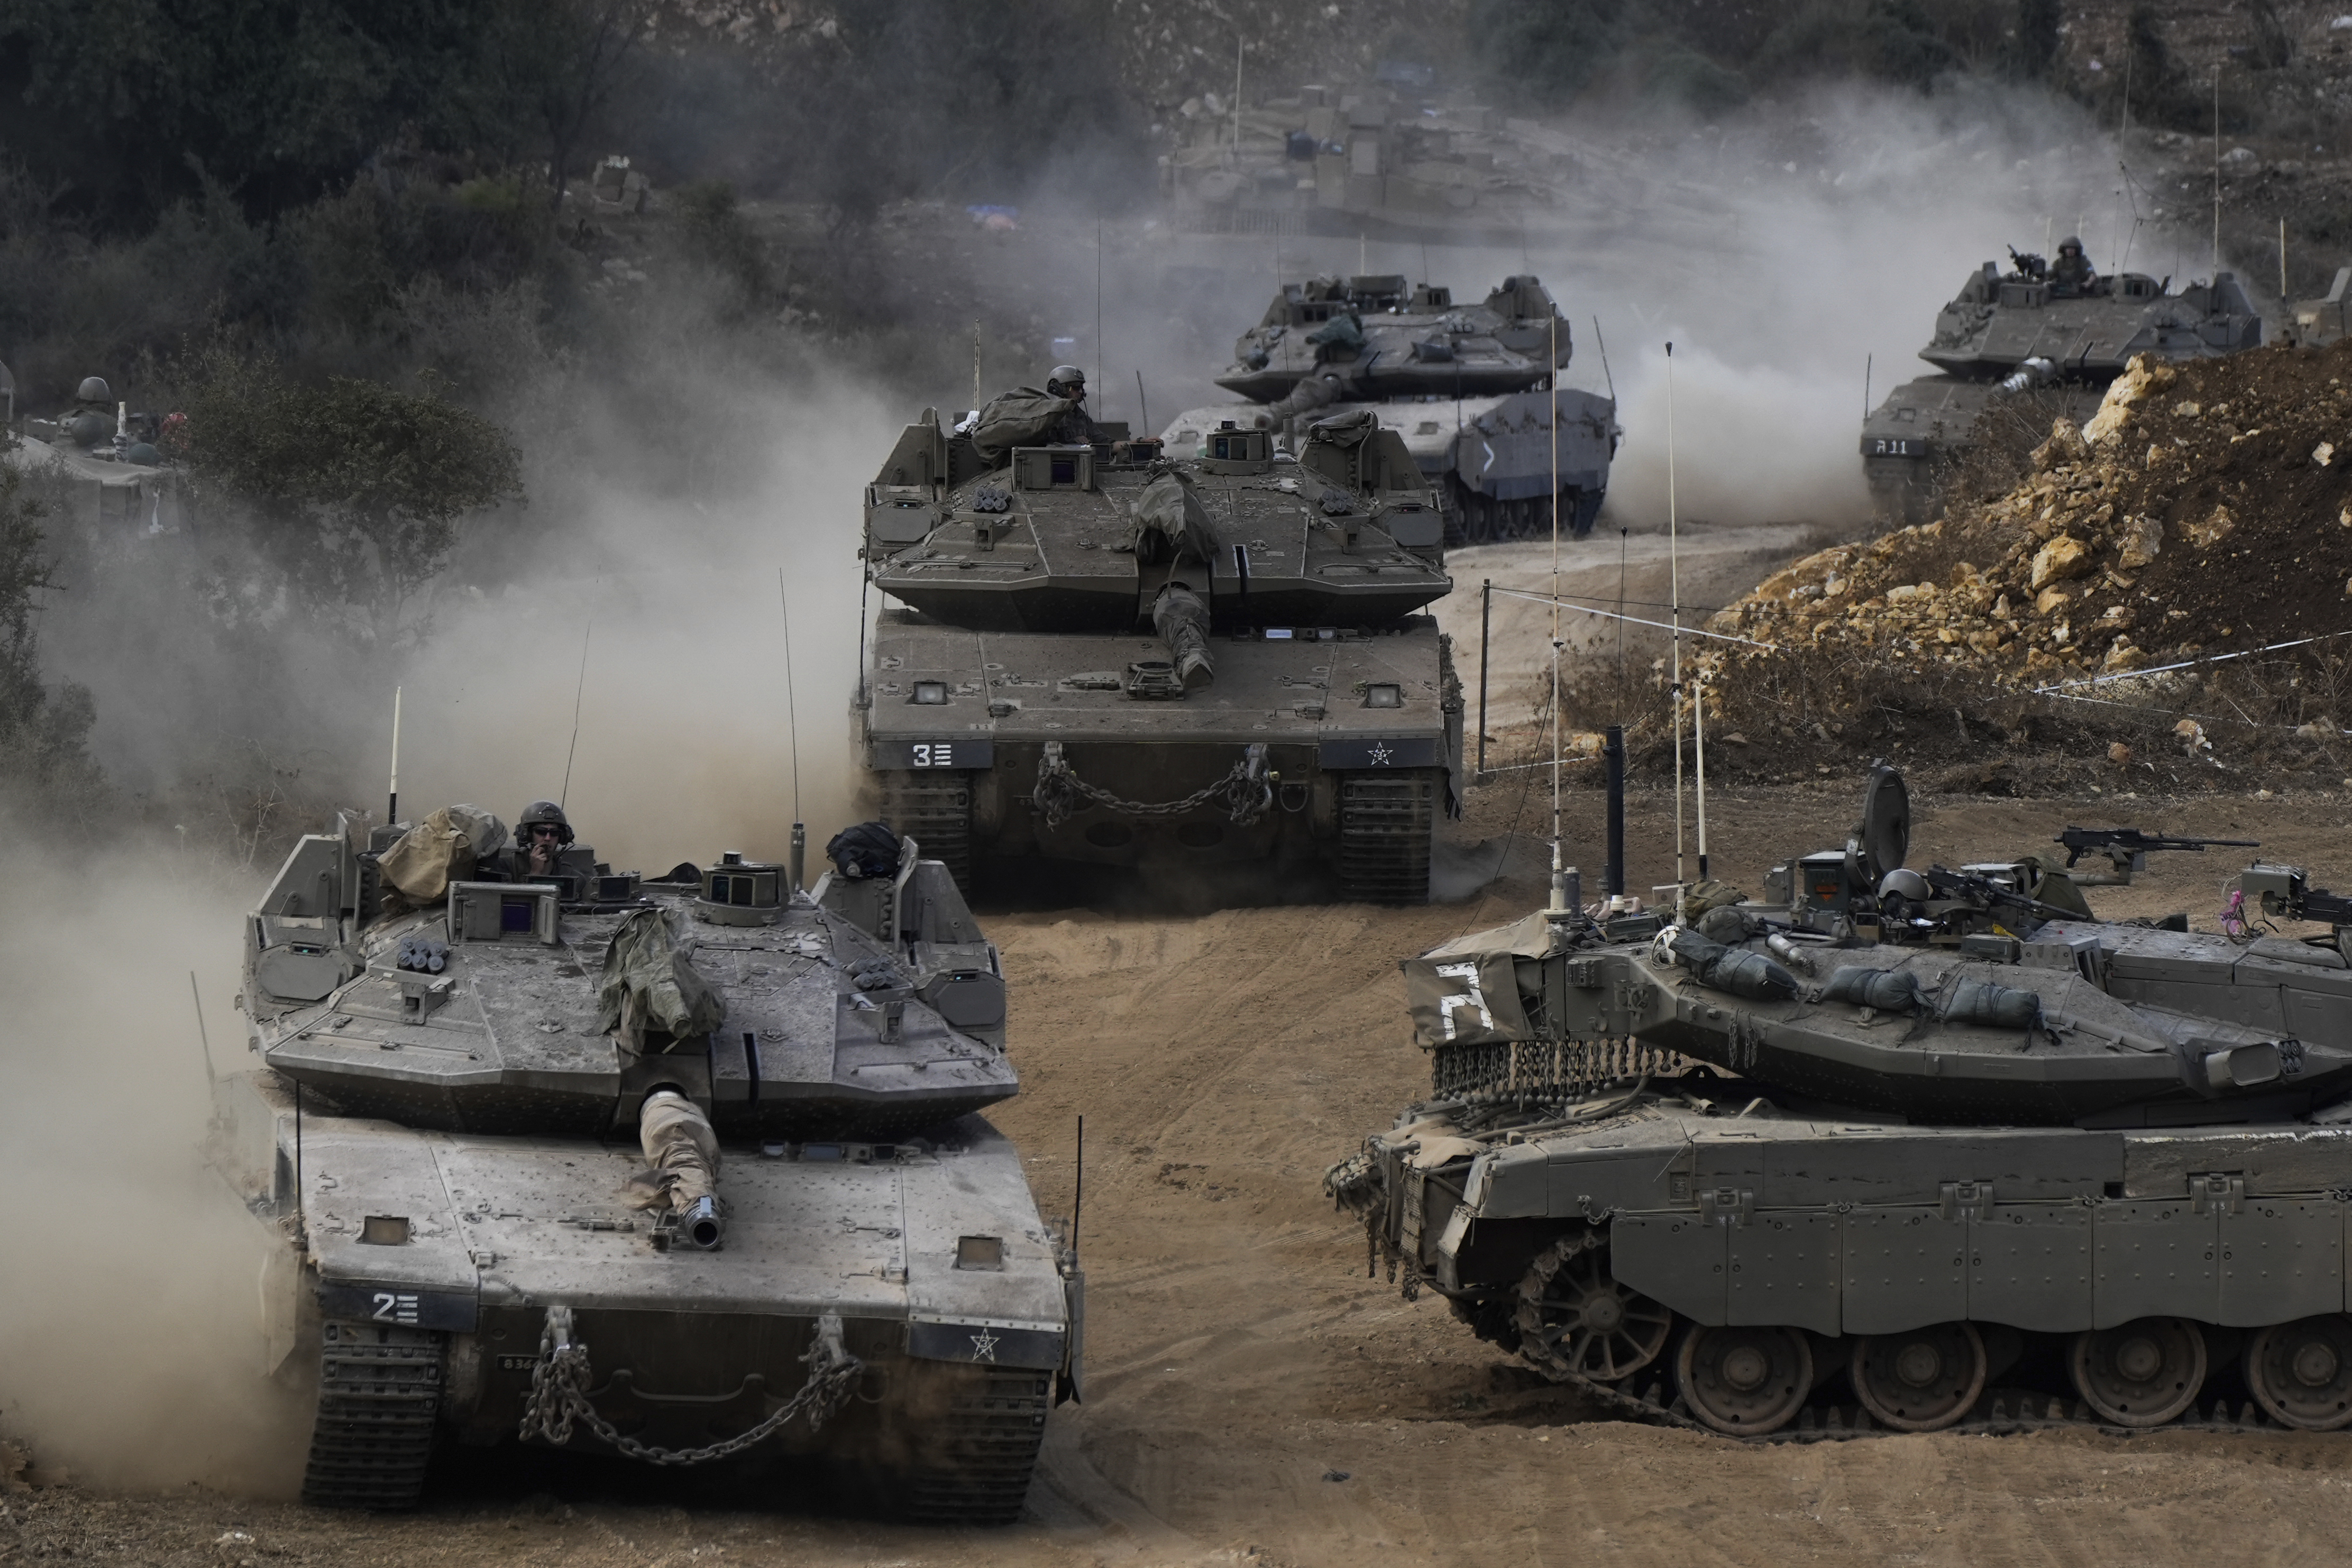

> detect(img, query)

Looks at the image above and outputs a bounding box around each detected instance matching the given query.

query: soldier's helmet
[76,375,112,404]
[1046,365,1086,400]
[516,799,574,846]
[2057,237,2084,256]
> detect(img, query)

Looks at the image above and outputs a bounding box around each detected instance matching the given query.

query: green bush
[179,351,524,643]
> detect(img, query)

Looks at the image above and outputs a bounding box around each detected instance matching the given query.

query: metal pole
[1694,670,1709,881]
[387,685,402,827]
[1071,1113,1085,1257]
[1478,579,1491,779]
[1605,725,1625,897]
[2213,71,2222,274]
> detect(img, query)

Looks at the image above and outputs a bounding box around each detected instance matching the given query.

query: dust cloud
[0,826,309,1493]
[366,371,895,876]
[1055,79,2198,534]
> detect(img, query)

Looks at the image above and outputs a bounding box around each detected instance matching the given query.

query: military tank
[1161,273,1618,545]
[1330,766,2352,1437]
[859,395,1463,903]
[1863,247,2262,523]
[212,806,1077,1518]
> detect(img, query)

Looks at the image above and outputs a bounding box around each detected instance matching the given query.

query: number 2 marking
[371,1291,422,1325]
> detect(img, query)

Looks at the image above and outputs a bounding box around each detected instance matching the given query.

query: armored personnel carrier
[859,399,1463,903]
[1331,767,2352,1437]
[213,808,1077,1518]
[1863,249,2262,522]
[1162,273,1617,545]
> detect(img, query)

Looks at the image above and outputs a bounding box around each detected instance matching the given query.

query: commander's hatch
[866,408,950,551]
[250,824,362,1003]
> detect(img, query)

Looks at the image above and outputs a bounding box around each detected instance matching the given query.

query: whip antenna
[1667,341,1685,916]
[559,619,592,812]
[387,685,402,826]
[1549,310,1566,914]
[780,569,807,892]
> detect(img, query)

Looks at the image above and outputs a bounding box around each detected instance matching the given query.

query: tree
[0,455,102,820]
[181,352,524,643]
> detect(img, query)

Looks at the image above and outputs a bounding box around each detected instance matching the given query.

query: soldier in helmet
[508,800,575,881]
[2049,237,2098,297]
[62,375,115,449]
[1039,365,1109,446]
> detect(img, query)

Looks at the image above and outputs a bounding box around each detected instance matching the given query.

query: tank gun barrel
[1151,584,1214,690]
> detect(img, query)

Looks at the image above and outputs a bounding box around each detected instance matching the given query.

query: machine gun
[2007,245,2048,281]
[2057,827,2261,884]
[2241,865,2352,928]
[1919,865,2084,929]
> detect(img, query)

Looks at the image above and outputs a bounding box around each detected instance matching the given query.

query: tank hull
[862,614,1462,901]
[1342,1084,2352,1434]
[214,1069,1075,1518]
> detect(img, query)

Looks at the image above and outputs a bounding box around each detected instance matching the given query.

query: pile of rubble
[1711,340,2352,691]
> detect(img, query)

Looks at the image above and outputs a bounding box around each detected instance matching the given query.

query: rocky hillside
[1694,339,2352,792]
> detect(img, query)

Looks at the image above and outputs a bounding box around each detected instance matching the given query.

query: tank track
[877,770,973,892]
[896,1362,1051,1524]
[1495,1236,2322,1445]
[299,1318,445,1509]
[1337,770,1439,904]
[1519,1354,2316,1445]
[1442,480,1599,546]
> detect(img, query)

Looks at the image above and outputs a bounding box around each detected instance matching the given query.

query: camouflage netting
[970,388,1078,462]
[377,805,508,905]
[597,907,727,1051]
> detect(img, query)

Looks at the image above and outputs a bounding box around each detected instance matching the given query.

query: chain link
[517,1305,863,1465]
[1031,740,1271,829]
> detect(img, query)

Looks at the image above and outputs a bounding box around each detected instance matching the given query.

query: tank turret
[1863,249,2263,522]
[241,814,1014,1138]
[859,399,1465,903]
[1167,274,1618,544]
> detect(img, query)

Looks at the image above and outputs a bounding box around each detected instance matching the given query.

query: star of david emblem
[969,1329,1001,1362]
[1368,742,1393,765]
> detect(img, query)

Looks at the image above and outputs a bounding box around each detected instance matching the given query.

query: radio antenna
[559,619,592,811]
[1548,309,1566,914]
[779,569,807,891]
[386,684,402,826]
[1666,341,1686,914]
[187,971,216,1088]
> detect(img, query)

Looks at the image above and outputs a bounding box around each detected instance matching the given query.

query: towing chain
[1031,740,1272,829]
[517,1305,862,1465]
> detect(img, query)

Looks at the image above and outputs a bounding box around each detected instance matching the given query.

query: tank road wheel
[886,1360,1050,1525]
[1673,1324,1813,1436]
[1336,769,1438,904]
[2068,1317,2207,1428]
[877,770,973,893]
[1849,1322,1987,1432]
[1512,1234,1673,1383]
[2244,1316,2352,1431]
[300,1319,445,1510]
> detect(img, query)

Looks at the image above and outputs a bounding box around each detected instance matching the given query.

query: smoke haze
[0,830,308,1492]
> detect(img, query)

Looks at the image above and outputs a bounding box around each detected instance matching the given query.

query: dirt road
[10,785,2352,1566]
